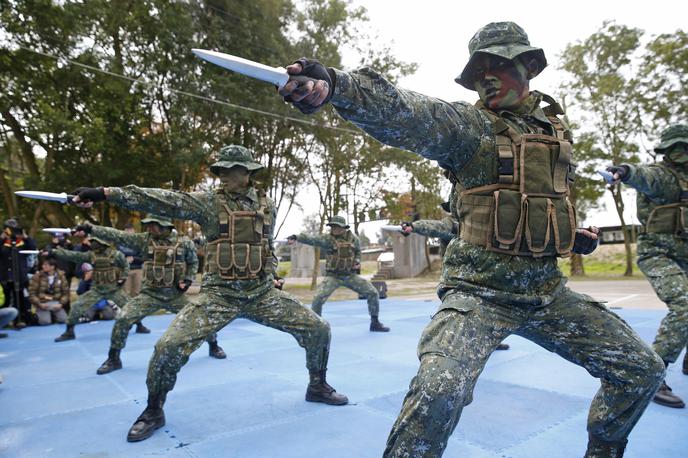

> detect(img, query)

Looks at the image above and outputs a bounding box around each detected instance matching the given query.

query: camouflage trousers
[146,285,331,399]
[638,254,688,364]
[312,274,379,317]
[66,287,130,326]
[384,287,665,458]
[110,288,217,351]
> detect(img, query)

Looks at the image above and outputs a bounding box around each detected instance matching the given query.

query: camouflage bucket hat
[209,145,264,175]
[655,124,688,153]
[326,215,349,228]
[141,216,175,228]
[456,21,547,90]
[89,236,111,247]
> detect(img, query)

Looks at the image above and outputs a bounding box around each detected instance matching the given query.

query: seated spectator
[77,263,93,295]
[29,258,69,326]
[0,286,18,336]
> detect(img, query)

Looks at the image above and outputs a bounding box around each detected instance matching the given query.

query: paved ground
[1,282,686,457]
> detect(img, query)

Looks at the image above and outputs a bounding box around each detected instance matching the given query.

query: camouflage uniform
[52,244,130,328]
[295,222,381,319]
[409,218,457,244]
[617,124,688,407]
[94,145,346,442]
[87,222,220,353]
[320,21,664,458]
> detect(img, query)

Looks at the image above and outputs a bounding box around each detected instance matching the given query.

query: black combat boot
[306,370,348,405]
[127,393,166,442]
[653,381,685,408]
[369,316,390,332]
[682,351,688,375]
[208,341,227,359]
[97,348,123,375]
[496,343,510,350]
[584,435,627,458]
[135,321,151,334]
[54,324,75,342]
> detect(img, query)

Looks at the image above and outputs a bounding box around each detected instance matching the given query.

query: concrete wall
[388,232,428,278]
[289,243,325,278]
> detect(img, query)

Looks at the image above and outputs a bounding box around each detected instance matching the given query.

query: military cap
[88,236,111,247]
[655,124,688,153]
[141,216,175,228]
[209,145,264,175]
[326,215,349,228]
[456,21,547,90]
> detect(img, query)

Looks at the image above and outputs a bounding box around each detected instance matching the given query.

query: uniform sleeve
[623,163,681,203]
[52,247,89,265]
[28,275,40,306]
[91,225,147,253]
[58,272,70,305]
[113,251,129,282]
[411,218,456,243]
[295,233,333,250]
[183,239,198,282]
[108,186,213,226]
[330,67,489,172]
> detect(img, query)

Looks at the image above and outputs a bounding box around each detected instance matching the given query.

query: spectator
[0,218,37,326]
[77,263,93,295]
[29,258,69,326]
[42,233,75,284]
[119,223,143,297]
[1,286,19,338]
[72,236,92,280]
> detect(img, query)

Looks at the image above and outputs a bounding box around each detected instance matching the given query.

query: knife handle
[287,75,325,88]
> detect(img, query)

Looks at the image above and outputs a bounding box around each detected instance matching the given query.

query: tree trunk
[610,186,633,276]
[0,168,17,216]
[310,246,320,291]
[424,237,432,273]
[570,253,585,276]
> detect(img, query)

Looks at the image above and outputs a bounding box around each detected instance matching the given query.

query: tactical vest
[142,238,186,287]
[641,163,688,237]
[205,190,273,280]
[90,250,121,285]
[326,236,356,274]
[455,108,577,257]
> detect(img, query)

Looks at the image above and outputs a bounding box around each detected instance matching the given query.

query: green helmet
[455,21,547,90]
[141,216,175,228]
[209,145,264,176]
[326,215,349,228]
[655,124,688,153]
[89,236,111,247]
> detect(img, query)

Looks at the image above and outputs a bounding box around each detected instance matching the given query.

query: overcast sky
[279,0,688,237]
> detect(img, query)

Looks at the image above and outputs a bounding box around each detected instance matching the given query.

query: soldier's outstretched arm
[411,218,456,243]
[51,247,90,265]
[613,163,680,202]
[291,233,333,250]
[89,224,147,253]
[71,186,212,226]
[280,61,488,172]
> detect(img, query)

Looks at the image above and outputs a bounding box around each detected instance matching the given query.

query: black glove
[284,58,334,114]
[401,222,412,237]
[116,279,126,288]
[73,224,92,235]
[71,187,106,204]
[571,230,600,255]
[176,279,192,292]
[287,235,298,242]
[605,165,629,183]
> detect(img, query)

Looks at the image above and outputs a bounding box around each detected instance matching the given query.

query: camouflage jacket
[296,230,361,275]
[90,225,198,285]
[52,247,128,292]
[330,68,566,303]
[108,185,277,298]
[412,218,458,243]
[28,270,70,307]
[622,162,688,261]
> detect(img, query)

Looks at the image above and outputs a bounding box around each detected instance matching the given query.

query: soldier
[607,124,688,409]
[401,204,509,351]
[72,217,227,376]
[279,21,665,458]
[1,218,37,326]
[68,145,348,442]
[288,216,389,332]
[51,236,131,342]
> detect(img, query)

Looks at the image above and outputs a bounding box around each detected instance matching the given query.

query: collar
[476,92,553,126]
[222,186,258,203]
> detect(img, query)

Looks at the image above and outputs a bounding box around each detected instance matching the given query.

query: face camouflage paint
[474,56,530,111]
